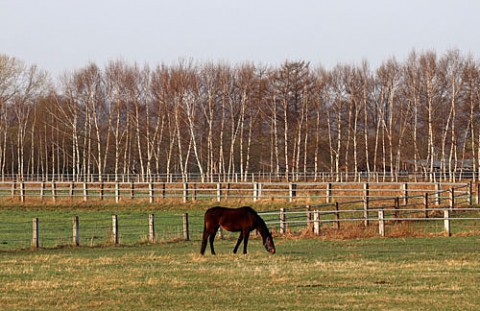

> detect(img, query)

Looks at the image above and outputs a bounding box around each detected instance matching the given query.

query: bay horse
[200,206,276,255]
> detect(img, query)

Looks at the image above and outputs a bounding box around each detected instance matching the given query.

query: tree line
[0,49,479,182]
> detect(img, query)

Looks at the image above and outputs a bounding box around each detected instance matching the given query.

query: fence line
[2,181,479,204]
[1,184,477,251]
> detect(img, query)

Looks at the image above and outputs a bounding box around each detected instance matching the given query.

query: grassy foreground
[1,236,479,310]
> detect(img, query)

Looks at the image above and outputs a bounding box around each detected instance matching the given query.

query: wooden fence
[4,181,480,204]
[0,183,477,250]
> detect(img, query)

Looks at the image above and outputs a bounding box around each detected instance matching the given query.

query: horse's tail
[200,216,208,255]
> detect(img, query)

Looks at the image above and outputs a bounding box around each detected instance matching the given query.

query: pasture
[1,236,480,310]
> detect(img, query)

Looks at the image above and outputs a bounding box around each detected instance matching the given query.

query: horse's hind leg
[233,232,244,254]
[200,229,209,255]
[209,226,219,255]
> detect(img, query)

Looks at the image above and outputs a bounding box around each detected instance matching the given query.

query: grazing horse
[200,206,276,255]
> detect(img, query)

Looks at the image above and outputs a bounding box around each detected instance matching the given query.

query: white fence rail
[3,181,479,204]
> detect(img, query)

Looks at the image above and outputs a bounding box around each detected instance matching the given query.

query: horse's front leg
[233,232,244,254]
[243,230,250,254]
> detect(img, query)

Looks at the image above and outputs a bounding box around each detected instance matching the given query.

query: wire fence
[0,183,477,251]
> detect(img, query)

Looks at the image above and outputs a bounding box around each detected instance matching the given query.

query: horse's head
[263,234,276,254]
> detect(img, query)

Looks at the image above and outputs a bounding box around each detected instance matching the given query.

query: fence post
[226,183,231,199]
[289,183,297,202]
[192,183,197,202]
[11,181,16,198]
[424,193,429,219]
[112,214,119,245]
[32,218,39,249]
[183,213,190,241]
[52,181,57,203]
[435,183,441,206]
[149,214,155,242]
[280,208,286,235]
[326,183,332,204]
[363,183,370,227]
[402,183,408,206]
[378,209,385,237]
[115,182,120,203]
[334,202,340,230]
[40,181,45,201]
[216,183,222,202]
[69,182,75,201]
[306,205,312,231]
[443,209,451,237]
[394,197,400,219]
[131,181,135,200]
[72,215,79,247]
[183,183,189,203]
[83,182,88,202]
[476,182,480,205]
[100,182,104,201]
[449,187,455,211]
[149,181,155,204]
[20,181,25,203]
[468,181,473,206]
[253,183,258,202]
[313,210,320,235]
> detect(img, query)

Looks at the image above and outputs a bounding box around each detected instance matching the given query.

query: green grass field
[1,236,480,310]
[1,201,480,310]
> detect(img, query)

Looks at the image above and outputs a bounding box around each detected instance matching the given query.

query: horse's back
[205,206,256,215]
[204,206,257,232]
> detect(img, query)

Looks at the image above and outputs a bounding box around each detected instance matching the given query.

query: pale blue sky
[1,0,479,77]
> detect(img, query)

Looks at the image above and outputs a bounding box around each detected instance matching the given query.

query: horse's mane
[252,209,270,236]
